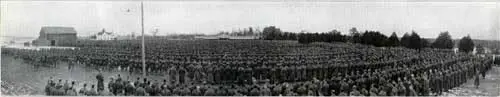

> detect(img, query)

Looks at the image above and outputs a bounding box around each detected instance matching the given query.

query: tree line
[261,26,476,53]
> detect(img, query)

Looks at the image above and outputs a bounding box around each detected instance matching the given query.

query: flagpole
[141,1,146,77]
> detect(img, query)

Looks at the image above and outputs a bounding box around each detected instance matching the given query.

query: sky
[1,1,499,40]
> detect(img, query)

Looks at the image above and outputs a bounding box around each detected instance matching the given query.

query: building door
[50,40,56,46]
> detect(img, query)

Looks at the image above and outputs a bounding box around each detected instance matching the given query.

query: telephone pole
[141,1,146,77]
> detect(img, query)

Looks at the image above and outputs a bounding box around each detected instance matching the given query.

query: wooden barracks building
[32,26,77,46]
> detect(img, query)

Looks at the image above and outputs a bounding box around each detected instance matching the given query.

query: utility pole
[141,1,146,77]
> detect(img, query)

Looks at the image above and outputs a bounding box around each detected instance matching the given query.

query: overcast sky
[1,1,499,40]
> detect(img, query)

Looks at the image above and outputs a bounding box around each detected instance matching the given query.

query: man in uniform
[96,70,104,92]
[349,85,362,96]
[339,78,349,94]
[63,80,70,92]
[378,86,387,96]
[87,85,98,96]
[296,83,307,96]
[66,87,78,96]
[135,83,146,96]
[125,80,135,96]
[181,86,191,96]
[108,77,115,95]
[204,86,216,96]
[272,84,283,96]
[78,83,88,96]
[45,77,54,95]
[261,85,272,96]
[191,86,202,96]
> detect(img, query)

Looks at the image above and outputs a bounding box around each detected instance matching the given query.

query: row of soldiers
[44,54,493,96]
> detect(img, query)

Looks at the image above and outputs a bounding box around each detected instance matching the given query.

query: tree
[458,35,475,53]
[262,26,282,40]
[359,31,388,47]
[400,33,411,48]
[248,27,254,35]
[421,38,430,48]
[298,32,310,44]
[431,31,454,49]
[408,31,422,50]
[349,27,360,43]
[328,29,344,42]
[386,32,400,47]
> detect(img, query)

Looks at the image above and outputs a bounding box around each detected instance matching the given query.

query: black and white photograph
[1,0,500,96]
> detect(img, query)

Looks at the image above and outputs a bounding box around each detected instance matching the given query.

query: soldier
[116,74,122,82]
[134,77,140,87]
[281,65,289,82]
[250,86,260,96]
[474,70,480,89]
[181,86,191,96]
[391,82,398,96]
[192,86,202,96]
[349,85,362,96]
[378,86,387,96]
[421,73,430,96]
[69,81,76,93]
[135,84,146,96]
[297,83,307,96]
[145,81,155,96]
[330,90,336,96]
[66,87,78,96]
[96,70,104,92]
[54,83,65,96]
[320,80,330,96]
[125,81,135,96]
[369,84,379,96]
[108,77,115,95]
[88,85,98,96]
[204,86,216,96]
[408,85,418,96]
[63,80,70,92]
[360,85,369,96]
[291,65,298,82]
[397,78,406,96]
[338,91,348,96]
[437,71,445,95]
[78,83,88,96]
[160,86,172,96]
[300,65,307,81]
[339,78,349,93]
[172,86,182,96]
[272,84,283,96]
[213,66,221,84]
[45,79,54,95]
[307,89,315,96]
[56,79,63,88]
[261,85,272,96]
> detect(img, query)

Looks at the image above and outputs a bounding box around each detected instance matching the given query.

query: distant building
[194,34,258,40]
[32,26,77,46]
[94,29,117,40]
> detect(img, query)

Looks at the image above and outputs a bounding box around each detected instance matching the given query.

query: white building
[94,29,117,40]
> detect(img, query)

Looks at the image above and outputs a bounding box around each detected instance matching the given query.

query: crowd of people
[2,40,495,96]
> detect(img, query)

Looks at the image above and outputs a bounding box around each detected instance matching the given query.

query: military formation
[2,40,495,96]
